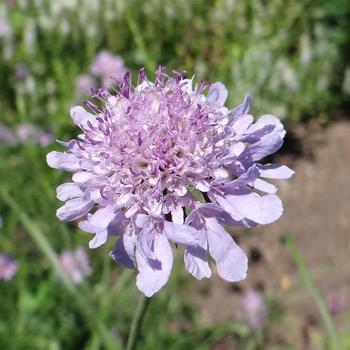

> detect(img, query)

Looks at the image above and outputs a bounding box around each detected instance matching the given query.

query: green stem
[125,11,155,73]
[126,294,151,350]
[284,233,341,350]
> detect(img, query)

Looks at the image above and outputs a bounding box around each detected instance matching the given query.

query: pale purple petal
[224,165,260,192]
[136,234,173,297]
[253,178,277,194]
[107,211,128,236]
[257,164,295,179]
[230,114,254,134]
[229,95,252,119]
[184,230,211,280]
[137,227,157,262]
[47,151,81,171]
[78,206,116,248]
[110,235,135,269]
[56,183,83,201]
[216,190,283,225]
[249,133,284,161]
[163,221,201,248]
[171,205,184,224]
[205,218,247,282]
[70,106,97,129]
[72,171,95,183]
[184,247,211,280]
[254,114,286,138]
[57,197,94,222]
[207,82,228,107]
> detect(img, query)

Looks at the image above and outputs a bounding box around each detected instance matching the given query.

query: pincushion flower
[239,290,268,330]
[90,50,127,88]
[59,248,92,284]
[0,253,18,281]
[47,67,294,296]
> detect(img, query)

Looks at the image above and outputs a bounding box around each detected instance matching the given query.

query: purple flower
[0,123,17,146]
[15,64,29,81]
[47,68,293,296]
[239,290,268,330]
[90,50,127,88]
[75,74,97,96]
[15,123,53,147]
[0,18,10,39]
[326,294,342,318]
[0,254,18,281]
[59,248,91,284]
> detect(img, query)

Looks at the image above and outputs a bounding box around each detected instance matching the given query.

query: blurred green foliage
[1,0,349,125]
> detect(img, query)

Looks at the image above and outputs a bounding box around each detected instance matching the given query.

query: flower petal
[136,234,173,297]
[107,211,128,236]
[229,95,252,119]
[78,206,117,248]
[56,183,83,201]
[254,114,286,138]
[249,133,283,161]
[79,206,115,233]
[207,82,228,107]
[184,230,211,280]
[224,165,260,192]
[56,197,94,222]
[205,218,247,282]
[110,234,136,269]
[257,164,294,179]
[171,205,184,224]
[47,151,81,171]
[184,248,212,280]
[216,190,283,225]
[70,106,97,129]
[164,221,201,248]
[230,114,254,134]
[137,227,157,262]
[253,178,277,194]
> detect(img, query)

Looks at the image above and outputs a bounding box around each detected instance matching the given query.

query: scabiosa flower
[15,123,53,147]
[239,290,268,330]
[47,67,294,296]
[0,123,17,146]
[0,18,10,39]
[59,248,91,284]
[75,74,97,97]
[90,50,127,88]
[326,293,342,319]
[15,63,29,81]
[0,253,18,281]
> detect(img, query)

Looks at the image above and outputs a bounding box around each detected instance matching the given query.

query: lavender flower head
[0,123,17,146]
[75,74,97,97]
[15,123,53,147]
[59,248,91,284]
[91,50,127,88]
[0,254,18,281]
[239,290,268,330]
[47,67,294,296]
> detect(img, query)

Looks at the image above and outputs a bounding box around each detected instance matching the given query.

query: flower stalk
[126,294,151,350]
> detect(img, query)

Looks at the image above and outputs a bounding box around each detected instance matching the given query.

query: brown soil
[191,120,350,348]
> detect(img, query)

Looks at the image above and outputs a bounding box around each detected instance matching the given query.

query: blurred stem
[125,11,155,73]
[284,233,341,350]
[126,294,151,350]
